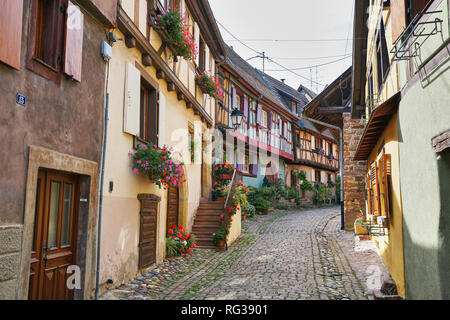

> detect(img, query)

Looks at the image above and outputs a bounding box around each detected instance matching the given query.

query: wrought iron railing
[391,10,443,61]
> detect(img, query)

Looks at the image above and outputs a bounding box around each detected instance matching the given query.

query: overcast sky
[209,0,354,95]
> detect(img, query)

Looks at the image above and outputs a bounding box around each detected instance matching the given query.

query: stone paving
[100,206,390,300]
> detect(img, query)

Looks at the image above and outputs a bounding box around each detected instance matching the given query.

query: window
[188,125,195,164]
[261,110,268,128]
[376,18,390,90]
[28,0,84,83]
[139,81,158,144]
[292,101,296,113]
[35,0,61,68]
[198,37,206,72]
[243,155,250,173]
[315,170,321,183]
[159,0,181,10]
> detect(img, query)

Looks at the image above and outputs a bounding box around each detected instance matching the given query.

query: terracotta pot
[290,199,296,203]
[215,241,225,248]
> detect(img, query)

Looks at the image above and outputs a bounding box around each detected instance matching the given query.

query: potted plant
[195,72,223,100]
[213,226,226,248]
[129,143,185,189]
[155,8,197,62]
[354,215,370,235]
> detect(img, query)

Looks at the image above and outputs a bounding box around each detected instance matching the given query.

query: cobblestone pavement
[101,206,390,300]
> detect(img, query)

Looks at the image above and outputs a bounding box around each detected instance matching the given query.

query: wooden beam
[317,107,351,114]
[125,36,136,48]
[142,53,152,67]
[177,92,184,101]
[167,82,175,92]
[156,70,165,80]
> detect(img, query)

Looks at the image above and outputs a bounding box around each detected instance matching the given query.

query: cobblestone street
[101,207,390,300]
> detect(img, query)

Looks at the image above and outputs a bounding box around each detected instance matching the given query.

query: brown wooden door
[139,199,158,269]
[29,170,79,300]
[166,186,179,234]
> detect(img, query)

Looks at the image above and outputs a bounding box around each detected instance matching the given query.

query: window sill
[133,136,153,150]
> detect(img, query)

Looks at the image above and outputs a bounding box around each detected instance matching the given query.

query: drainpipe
[299,115,345,230]
[95,58,110,300]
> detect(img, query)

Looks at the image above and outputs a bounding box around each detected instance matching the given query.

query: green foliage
[213,226,226,244]
[314,183,333,204]
[262,176,271,188]
[286,187,301,205]
[327,180,336,188]
[298,170,307,181]
[300,179,315,192]
[276,204,289,210]
[242,203,256,217]
[166,237,180,257]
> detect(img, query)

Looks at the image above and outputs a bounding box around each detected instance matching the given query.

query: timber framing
[117,7,213,127]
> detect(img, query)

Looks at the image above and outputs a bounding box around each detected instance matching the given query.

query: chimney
[281,79,286,83]
[230,46,233,50]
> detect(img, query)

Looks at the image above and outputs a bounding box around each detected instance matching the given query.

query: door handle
[42,241,48,263]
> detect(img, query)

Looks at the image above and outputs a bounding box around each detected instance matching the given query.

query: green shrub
[276,204,289,210]
[213,226,226,244]
[242,203,256,217]
[166,237,180,257]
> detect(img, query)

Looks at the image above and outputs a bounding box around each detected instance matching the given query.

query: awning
[354,92,401,161]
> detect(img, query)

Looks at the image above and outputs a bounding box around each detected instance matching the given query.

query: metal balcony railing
[391,10,443,61]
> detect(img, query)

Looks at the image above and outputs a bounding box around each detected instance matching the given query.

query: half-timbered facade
[216,46,297,187]
[98,0,226,294]
[261,73,340,203]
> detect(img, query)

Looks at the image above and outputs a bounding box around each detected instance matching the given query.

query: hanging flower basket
[195,72,223,100]
[155,7,197,62]
[129,143,185,189]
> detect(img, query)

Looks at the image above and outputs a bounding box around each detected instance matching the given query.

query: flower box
[219,174,233,180]
[215,241,225,248]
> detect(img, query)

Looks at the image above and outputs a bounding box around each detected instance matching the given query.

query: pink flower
[133,168,139,175]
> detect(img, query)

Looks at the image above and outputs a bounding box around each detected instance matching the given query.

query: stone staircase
[192,199,224,249]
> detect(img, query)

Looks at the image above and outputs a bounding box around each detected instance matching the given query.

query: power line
[268,53,352,61]
[223,38,355,42]
[264,55,351,72]
[216,19,326,88]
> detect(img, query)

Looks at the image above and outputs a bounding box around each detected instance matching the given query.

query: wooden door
[166,186,179,234]
[139,198,158,269]
[29,170,79,300]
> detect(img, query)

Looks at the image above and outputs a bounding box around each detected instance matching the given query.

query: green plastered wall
[398,55,450,299]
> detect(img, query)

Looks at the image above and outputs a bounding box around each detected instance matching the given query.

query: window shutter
[124,62,141,136]
[243,97,249,118]
[367,173,373,215]
[194,22,200,66]
[390,0,407,44]
[370,162,381,216]
[382,149,391,217]
[0,0,24,70]
[256,104,262,124]
[411,0,431,20]
[155,91,163,147]
[231,87,236,109]
[64,1,84,82]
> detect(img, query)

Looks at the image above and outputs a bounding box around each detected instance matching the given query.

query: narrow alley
[101,207,389,300]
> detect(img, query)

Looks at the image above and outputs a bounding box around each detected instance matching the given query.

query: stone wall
[0,225,22,299]
[343,113,367,231]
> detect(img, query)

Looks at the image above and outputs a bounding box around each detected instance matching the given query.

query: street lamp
[230,108,244,131]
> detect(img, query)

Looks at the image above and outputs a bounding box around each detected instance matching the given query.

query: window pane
[35,0,59,67]
[48,182,61,249]
[61,183,73,246]
[140,86,148,140]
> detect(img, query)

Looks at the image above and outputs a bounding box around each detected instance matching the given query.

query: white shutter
[124,62,141,136]
[194,22,200,66]
[158,92,166,147]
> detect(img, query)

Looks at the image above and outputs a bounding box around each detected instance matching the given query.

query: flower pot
[219,174,233,180]
[215,241,225,248]
[290,199,296,203]
[354,222,369,235]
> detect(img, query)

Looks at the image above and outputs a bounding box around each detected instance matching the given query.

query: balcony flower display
[213,162,236,181]
[129,143,185,189]
[156,7,198,62]
[196,72,223,100]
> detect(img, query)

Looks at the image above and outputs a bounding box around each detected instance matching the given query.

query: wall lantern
[231,108,244,131]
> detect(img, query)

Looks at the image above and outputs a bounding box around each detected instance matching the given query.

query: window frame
[27,0,68,83]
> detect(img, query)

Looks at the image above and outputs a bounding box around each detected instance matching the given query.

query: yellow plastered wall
[366,112,405,297]
[99,28,212,291]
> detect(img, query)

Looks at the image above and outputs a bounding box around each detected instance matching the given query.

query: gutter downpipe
[95,59,110,300]
[300,115,345,230]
